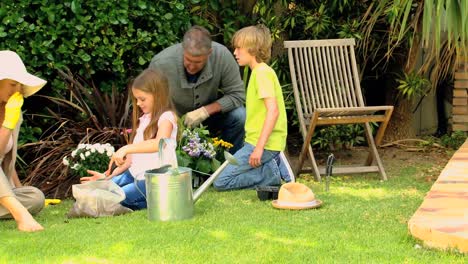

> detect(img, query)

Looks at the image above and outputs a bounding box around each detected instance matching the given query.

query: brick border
[408,139,468,252]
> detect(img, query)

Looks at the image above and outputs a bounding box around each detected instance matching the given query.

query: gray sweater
[149,42,245,116]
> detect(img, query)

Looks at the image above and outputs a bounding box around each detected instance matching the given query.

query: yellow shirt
[245,63,287,151]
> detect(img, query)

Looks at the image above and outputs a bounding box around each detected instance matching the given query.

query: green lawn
[1,165,466,263]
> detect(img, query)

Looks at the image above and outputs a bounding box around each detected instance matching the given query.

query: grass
[1,164,466,263]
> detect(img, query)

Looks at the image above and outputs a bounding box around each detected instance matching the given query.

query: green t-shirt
[245,63,287,151]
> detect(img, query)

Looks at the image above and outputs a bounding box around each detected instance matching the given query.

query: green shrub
[0,0,191,97]
[440,131,467,150]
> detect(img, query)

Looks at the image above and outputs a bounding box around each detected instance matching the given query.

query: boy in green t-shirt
[214,24,290,191]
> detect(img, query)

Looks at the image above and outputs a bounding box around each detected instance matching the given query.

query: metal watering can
[144,138,238,221]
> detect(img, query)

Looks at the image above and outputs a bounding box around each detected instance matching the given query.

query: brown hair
[231,24,272,63]
[129,68,175,141]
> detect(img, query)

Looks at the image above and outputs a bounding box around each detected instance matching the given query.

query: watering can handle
[135,138,178,200]
[158,138,166,165]
[158,138,178,169]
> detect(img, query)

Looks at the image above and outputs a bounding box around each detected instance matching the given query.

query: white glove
[184,107,209,127]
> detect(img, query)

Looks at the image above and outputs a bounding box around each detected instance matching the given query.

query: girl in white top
[81,68,178,210]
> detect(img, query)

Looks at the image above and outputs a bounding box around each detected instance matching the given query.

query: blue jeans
[213,143,281,191]
[111,170,147,210]
[204,106,245,154]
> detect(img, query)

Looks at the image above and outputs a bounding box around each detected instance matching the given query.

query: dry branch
[380,138,443,149]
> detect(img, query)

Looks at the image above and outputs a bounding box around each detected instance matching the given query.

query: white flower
[62,157,69,166]
[80,153,85,160]
[85,151,91,157]
[71,150,77,157]
[105,146,114,156]
[78,144,85,149]
[97,146,105,154]
[91,148,96,153]
[71,164,80,170]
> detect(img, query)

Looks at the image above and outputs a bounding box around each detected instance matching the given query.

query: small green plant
[312,124,367,151]
[440,131,467,150]
[396,71,431,101]
[419,136,438,149]
[18,123,42,146]
[340,124,366,149]
[312,126,340,150]
[62,143,115,177]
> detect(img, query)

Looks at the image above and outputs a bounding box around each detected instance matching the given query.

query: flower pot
[256,186,280,201]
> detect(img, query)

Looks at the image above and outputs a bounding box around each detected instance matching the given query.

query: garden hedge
[0,0,192,95]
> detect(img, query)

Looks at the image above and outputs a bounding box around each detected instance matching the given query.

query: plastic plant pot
[255,186,280,201]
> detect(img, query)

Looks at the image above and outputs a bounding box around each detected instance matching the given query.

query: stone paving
[408,139,468,253]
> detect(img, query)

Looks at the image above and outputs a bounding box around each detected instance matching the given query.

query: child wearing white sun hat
[0,50,47,232]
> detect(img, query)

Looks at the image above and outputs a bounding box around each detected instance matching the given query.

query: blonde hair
[232,24,272,63]
[130,68,175,141]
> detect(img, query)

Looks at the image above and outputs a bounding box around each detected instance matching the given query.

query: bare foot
[17,215,44,232]
[0,196,45,232]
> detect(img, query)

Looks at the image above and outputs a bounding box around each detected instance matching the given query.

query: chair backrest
[284,39,365,118]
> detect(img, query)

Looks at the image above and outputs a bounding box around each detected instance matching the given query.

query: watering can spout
[193,151,238,202]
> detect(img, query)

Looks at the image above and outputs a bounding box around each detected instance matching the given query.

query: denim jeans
[111,170,147,210]
[204,106,245,154]
[213,142,281,191]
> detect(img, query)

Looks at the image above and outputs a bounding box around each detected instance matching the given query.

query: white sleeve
[157,111,176,128]
[157,111,178,167]
[157,111,178,143]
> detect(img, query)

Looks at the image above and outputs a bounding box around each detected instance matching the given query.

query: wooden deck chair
[284,39,393,181]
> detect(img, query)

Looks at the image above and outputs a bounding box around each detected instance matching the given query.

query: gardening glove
[3,92,24,130]
[184,107,209,127]
[44,199,61,207]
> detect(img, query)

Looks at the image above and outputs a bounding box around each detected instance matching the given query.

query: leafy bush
[282,1,364,40]
[0,0,191,95]
[1,0,195,131]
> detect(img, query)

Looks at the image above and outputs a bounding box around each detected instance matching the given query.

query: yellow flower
[212,137,221,147]
[211,137,233,149]
[220,139,233,149]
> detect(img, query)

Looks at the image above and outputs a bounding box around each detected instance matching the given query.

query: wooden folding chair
[284,39,393,181]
